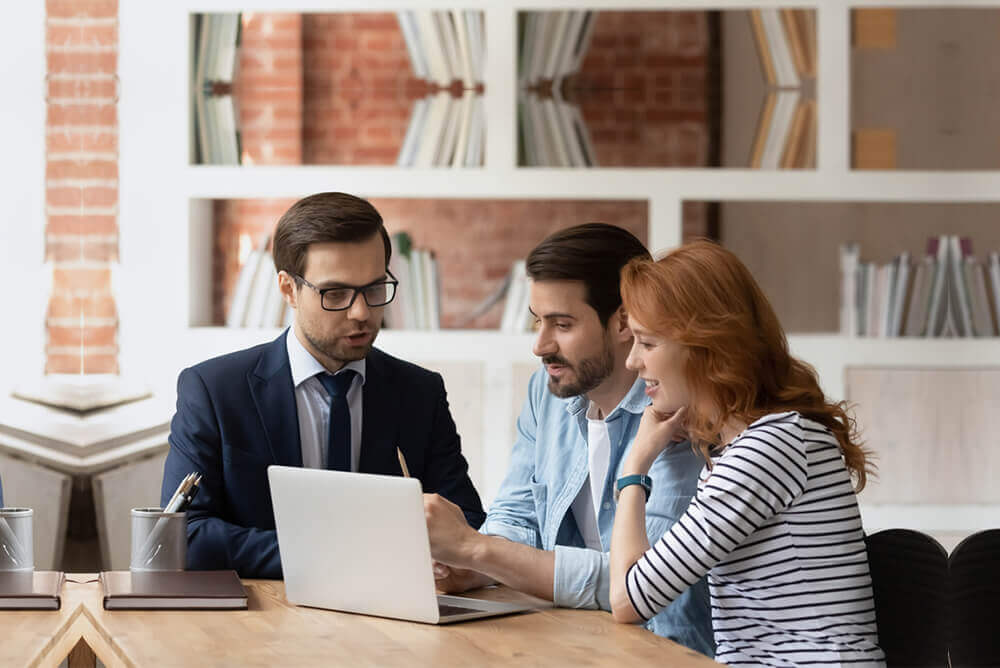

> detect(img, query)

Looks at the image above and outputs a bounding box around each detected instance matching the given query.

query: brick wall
[302,13,426,165]
[213,198,648,329]
[236,13,428,166]
[45,0,119,374]
[572,11,712,168]
[236,14,303,165]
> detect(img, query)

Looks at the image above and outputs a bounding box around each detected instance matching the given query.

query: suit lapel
[248,331,302,468]
[359,348,399,474]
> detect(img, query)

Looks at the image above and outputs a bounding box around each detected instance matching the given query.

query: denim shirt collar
[563,376,649,421]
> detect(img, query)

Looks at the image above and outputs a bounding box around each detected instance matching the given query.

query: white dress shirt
[286,329,365,471]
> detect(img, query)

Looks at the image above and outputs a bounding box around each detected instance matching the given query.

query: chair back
[949,529,1000,667]
[865,529,949,667]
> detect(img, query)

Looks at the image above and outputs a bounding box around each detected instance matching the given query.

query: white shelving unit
[1,3,47,385]
[118,0,1000,519]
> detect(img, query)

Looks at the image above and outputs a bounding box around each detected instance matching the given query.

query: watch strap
[615,474,653,502]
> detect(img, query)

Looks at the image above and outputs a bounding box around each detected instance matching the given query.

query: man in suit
[161,192,484,578]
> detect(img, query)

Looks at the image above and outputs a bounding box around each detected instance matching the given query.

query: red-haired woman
[609,241,885,666]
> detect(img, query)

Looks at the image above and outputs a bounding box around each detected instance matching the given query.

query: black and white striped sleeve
[625,417,809,620]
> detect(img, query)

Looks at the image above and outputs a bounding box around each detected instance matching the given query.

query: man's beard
[301,325,377,367]
[543,336,615,399]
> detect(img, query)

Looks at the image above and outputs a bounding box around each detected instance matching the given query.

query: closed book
[925,236,949,337]
[100,570,247,610]
[903,256,933,337]
[968,260,994,336]
[0,571,63,610]
[889,252,910,337]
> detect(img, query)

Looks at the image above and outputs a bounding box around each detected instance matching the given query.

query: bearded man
[422,224,714,657]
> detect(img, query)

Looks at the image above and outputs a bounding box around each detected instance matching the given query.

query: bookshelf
[117,0,1000,536]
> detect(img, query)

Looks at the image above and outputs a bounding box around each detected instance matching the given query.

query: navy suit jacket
[161,331,485,578]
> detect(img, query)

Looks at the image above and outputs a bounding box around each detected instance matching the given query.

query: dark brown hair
[526,223,650,324]
[272,192,391,279]
[620,240,875,491]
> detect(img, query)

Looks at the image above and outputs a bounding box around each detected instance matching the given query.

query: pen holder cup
[0,507,33,573]
[130,507,187,572]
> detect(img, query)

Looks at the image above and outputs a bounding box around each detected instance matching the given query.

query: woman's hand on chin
[625,405,688,475]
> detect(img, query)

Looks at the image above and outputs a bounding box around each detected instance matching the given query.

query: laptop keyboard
[438,603,482,617]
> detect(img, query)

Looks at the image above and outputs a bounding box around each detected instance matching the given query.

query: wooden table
[2,574,111,668]
[10,576,721,667]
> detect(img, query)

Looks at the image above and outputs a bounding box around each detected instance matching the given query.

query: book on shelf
[451,90,476,169]
[435,11,463,88]
[746,9,816,170]
[541,11,572,82]
[841,235,1000,338]
[397,11,429,80]
[192,13,241,165]
[383,232,441,330]
[226,235,287,329]
[462,10,485,85]
[226,246,263,327]
[435,92,463,166]
[402,89,486,168]
[499,260,534,334]
[903,255,935,337]
[989,253,1000,334]
[839,243,859,336]
[397,97,430,167]
[464,95,486,167]
[397,10,489,167]
[519,92,595,168]
[414,10,452,87]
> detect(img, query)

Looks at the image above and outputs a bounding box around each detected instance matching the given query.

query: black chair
[949,529,1000,667]
[864,529,949,667]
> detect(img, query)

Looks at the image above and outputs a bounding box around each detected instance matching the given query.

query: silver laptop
[268,466,535,624]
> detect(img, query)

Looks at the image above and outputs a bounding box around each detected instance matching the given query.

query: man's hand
[424,493,482,568]
[432,562,494,594]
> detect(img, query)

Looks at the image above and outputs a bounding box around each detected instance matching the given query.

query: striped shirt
[626,412,885,667]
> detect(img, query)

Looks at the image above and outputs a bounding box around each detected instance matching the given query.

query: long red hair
[620,240,874,491]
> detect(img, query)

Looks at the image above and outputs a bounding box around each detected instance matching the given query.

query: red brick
[83,294,117,318]
[47,187,82,207]
[46,160,117,180]
[352,14,397,30]
[47,131,117,154]
[83,354,119,374]
[46,0,117,19]
[82,186,117,207]
[47,354,84,374]
[47,24,116,46]
[52,266,111,292]
[47,100,117,128]
[46,51,116,74]
[47,213,116,235]
[47,77,117,100]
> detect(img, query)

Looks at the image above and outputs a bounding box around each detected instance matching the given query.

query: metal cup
[0,507,34,573]
[130,507,186,572]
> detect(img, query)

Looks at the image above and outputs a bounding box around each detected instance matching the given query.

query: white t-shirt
[570,402,612,551]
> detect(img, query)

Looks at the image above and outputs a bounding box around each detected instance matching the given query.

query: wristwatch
[615,474,653,502]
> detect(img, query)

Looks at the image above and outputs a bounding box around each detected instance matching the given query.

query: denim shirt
[482,368,715,657]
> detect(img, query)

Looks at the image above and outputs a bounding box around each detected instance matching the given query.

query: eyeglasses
[293,271,398,312]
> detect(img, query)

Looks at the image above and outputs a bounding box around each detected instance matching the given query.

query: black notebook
[100,570,248,610]
[0,571,64,610]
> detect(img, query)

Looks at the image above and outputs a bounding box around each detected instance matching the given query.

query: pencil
[396,447,411,478]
